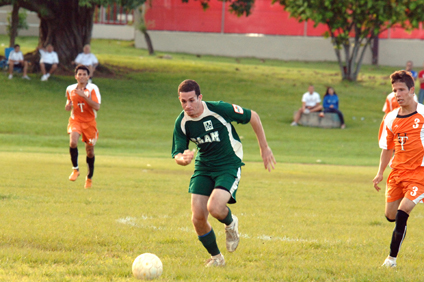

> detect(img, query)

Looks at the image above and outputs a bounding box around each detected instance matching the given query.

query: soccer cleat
[225,215,240,252]
[69,169,80,181]
[290,121,298,126]
[41,74,48,81]
[8,74,13,79]
[84,177,92,189]
[381,257,396,268]
[22,75,31,80]
[205,254,225,267]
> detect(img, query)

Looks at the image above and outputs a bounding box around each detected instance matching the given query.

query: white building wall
[134,30,424,67]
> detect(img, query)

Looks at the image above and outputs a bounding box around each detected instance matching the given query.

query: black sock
[87,156,95,179]
[389,210,409,258]
[198,229,220,256]
[218,207,233,226]
[70,147,78,169]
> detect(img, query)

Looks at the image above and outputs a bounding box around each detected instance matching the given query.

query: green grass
[1,35,423,281]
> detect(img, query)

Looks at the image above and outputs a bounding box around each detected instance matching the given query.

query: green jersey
[172,101,252,171]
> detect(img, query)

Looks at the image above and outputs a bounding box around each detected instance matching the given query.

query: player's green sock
[218,207,233,226]
[198,229,220,256]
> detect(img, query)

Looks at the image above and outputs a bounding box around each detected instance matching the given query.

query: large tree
[274,0,424,81]
[0,0,145,65]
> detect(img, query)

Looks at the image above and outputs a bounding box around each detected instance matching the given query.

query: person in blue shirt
[319,87,345,129]
[405,60,417,81]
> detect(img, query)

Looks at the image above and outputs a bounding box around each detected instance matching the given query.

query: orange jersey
[66,83,101,123]
[378,104,424,170]
[382,92,418,114]
[382,93,399,114]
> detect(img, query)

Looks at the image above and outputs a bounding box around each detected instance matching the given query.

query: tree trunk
[371,35,379,66]
[139,3,155,55]
[143,30,154,55]
[8,2,19,47]
[37,1,94,66]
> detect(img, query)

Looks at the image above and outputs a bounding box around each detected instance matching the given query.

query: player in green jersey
[172,79,276,267]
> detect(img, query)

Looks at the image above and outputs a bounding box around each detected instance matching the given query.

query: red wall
[145,0,424,39]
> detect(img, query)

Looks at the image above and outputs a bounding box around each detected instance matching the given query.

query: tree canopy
[274,0,424,81]
[0,0,147,65]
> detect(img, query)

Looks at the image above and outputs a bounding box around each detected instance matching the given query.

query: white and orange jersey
[382,92,418,114]
[66,83,101,123]
[378,103,424,170]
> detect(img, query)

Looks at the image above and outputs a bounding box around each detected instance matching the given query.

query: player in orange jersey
[373,70,424,268]
[382,91,418,114]
[65,65,101,189]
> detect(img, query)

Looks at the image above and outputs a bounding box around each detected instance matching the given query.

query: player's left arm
[249,110,276,172]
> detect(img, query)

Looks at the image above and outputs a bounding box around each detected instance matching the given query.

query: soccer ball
[132,253,163,280]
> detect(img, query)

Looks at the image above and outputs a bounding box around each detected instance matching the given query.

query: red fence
[144,0,424,39]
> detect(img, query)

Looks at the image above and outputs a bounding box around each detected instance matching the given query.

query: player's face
[179,91,203,118]
[308,85,314,94]
[393,81,415,107]
[75,69,89,84]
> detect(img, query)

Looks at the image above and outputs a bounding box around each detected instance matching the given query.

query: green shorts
[188,167,241,204]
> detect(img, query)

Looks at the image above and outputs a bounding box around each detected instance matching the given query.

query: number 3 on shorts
[411,186,418,197]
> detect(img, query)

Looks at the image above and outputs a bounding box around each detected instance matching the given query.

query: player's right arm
[174,150,195,166]
[373,113,395,191]
[65,90,73,111]
[373,148,393,191]
[172,113,192,166]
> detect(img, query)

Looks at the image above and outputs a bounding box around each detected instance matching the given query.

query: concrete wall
[134,30,424,67]
[92,24,135,40]
[0,6,39,36]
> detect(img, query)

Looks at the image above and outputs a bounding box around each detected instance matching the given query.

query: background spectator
[72,44,98,83]
[8,44,30,80]
[291,85,322,126]
[38,44,59,81]
[405,60,417,81]
[319,86,345,129]
[418,62,424,103]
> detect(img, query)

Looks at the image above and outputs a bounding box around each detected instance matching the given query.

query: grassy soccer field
[1,35,423,281]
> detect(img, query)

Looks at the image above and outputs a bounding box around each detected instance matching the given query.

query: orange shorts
[67,119,99,146]
[386,167,424,204]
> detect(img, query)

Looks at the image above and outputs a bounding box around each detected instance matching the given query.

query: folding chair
[0,47,15,70]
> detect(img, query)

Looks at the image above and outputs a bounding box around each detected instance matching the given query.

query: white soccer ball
[132,253,163,280]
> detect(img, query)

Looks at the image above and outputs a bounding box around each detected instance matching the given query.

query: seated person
[382,91,418,114]
[72,44,98,83]
[38,44,59,81]
[319,87,345,129]
[8,44,30,80]
[291,85,322,126]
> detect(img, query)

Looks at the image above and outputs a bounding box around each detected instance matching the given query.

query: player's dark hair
[390,70,415,89]
[178,79,201,97]
[75,64,90,76]
[14,44,20,48]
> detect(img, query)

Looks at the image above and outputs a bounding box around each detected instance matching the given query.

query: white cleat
[381,257,396,268]
[290,121,298,126]
[225,215,240,252]
[205,254,225,267]
[41,74,48,81]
